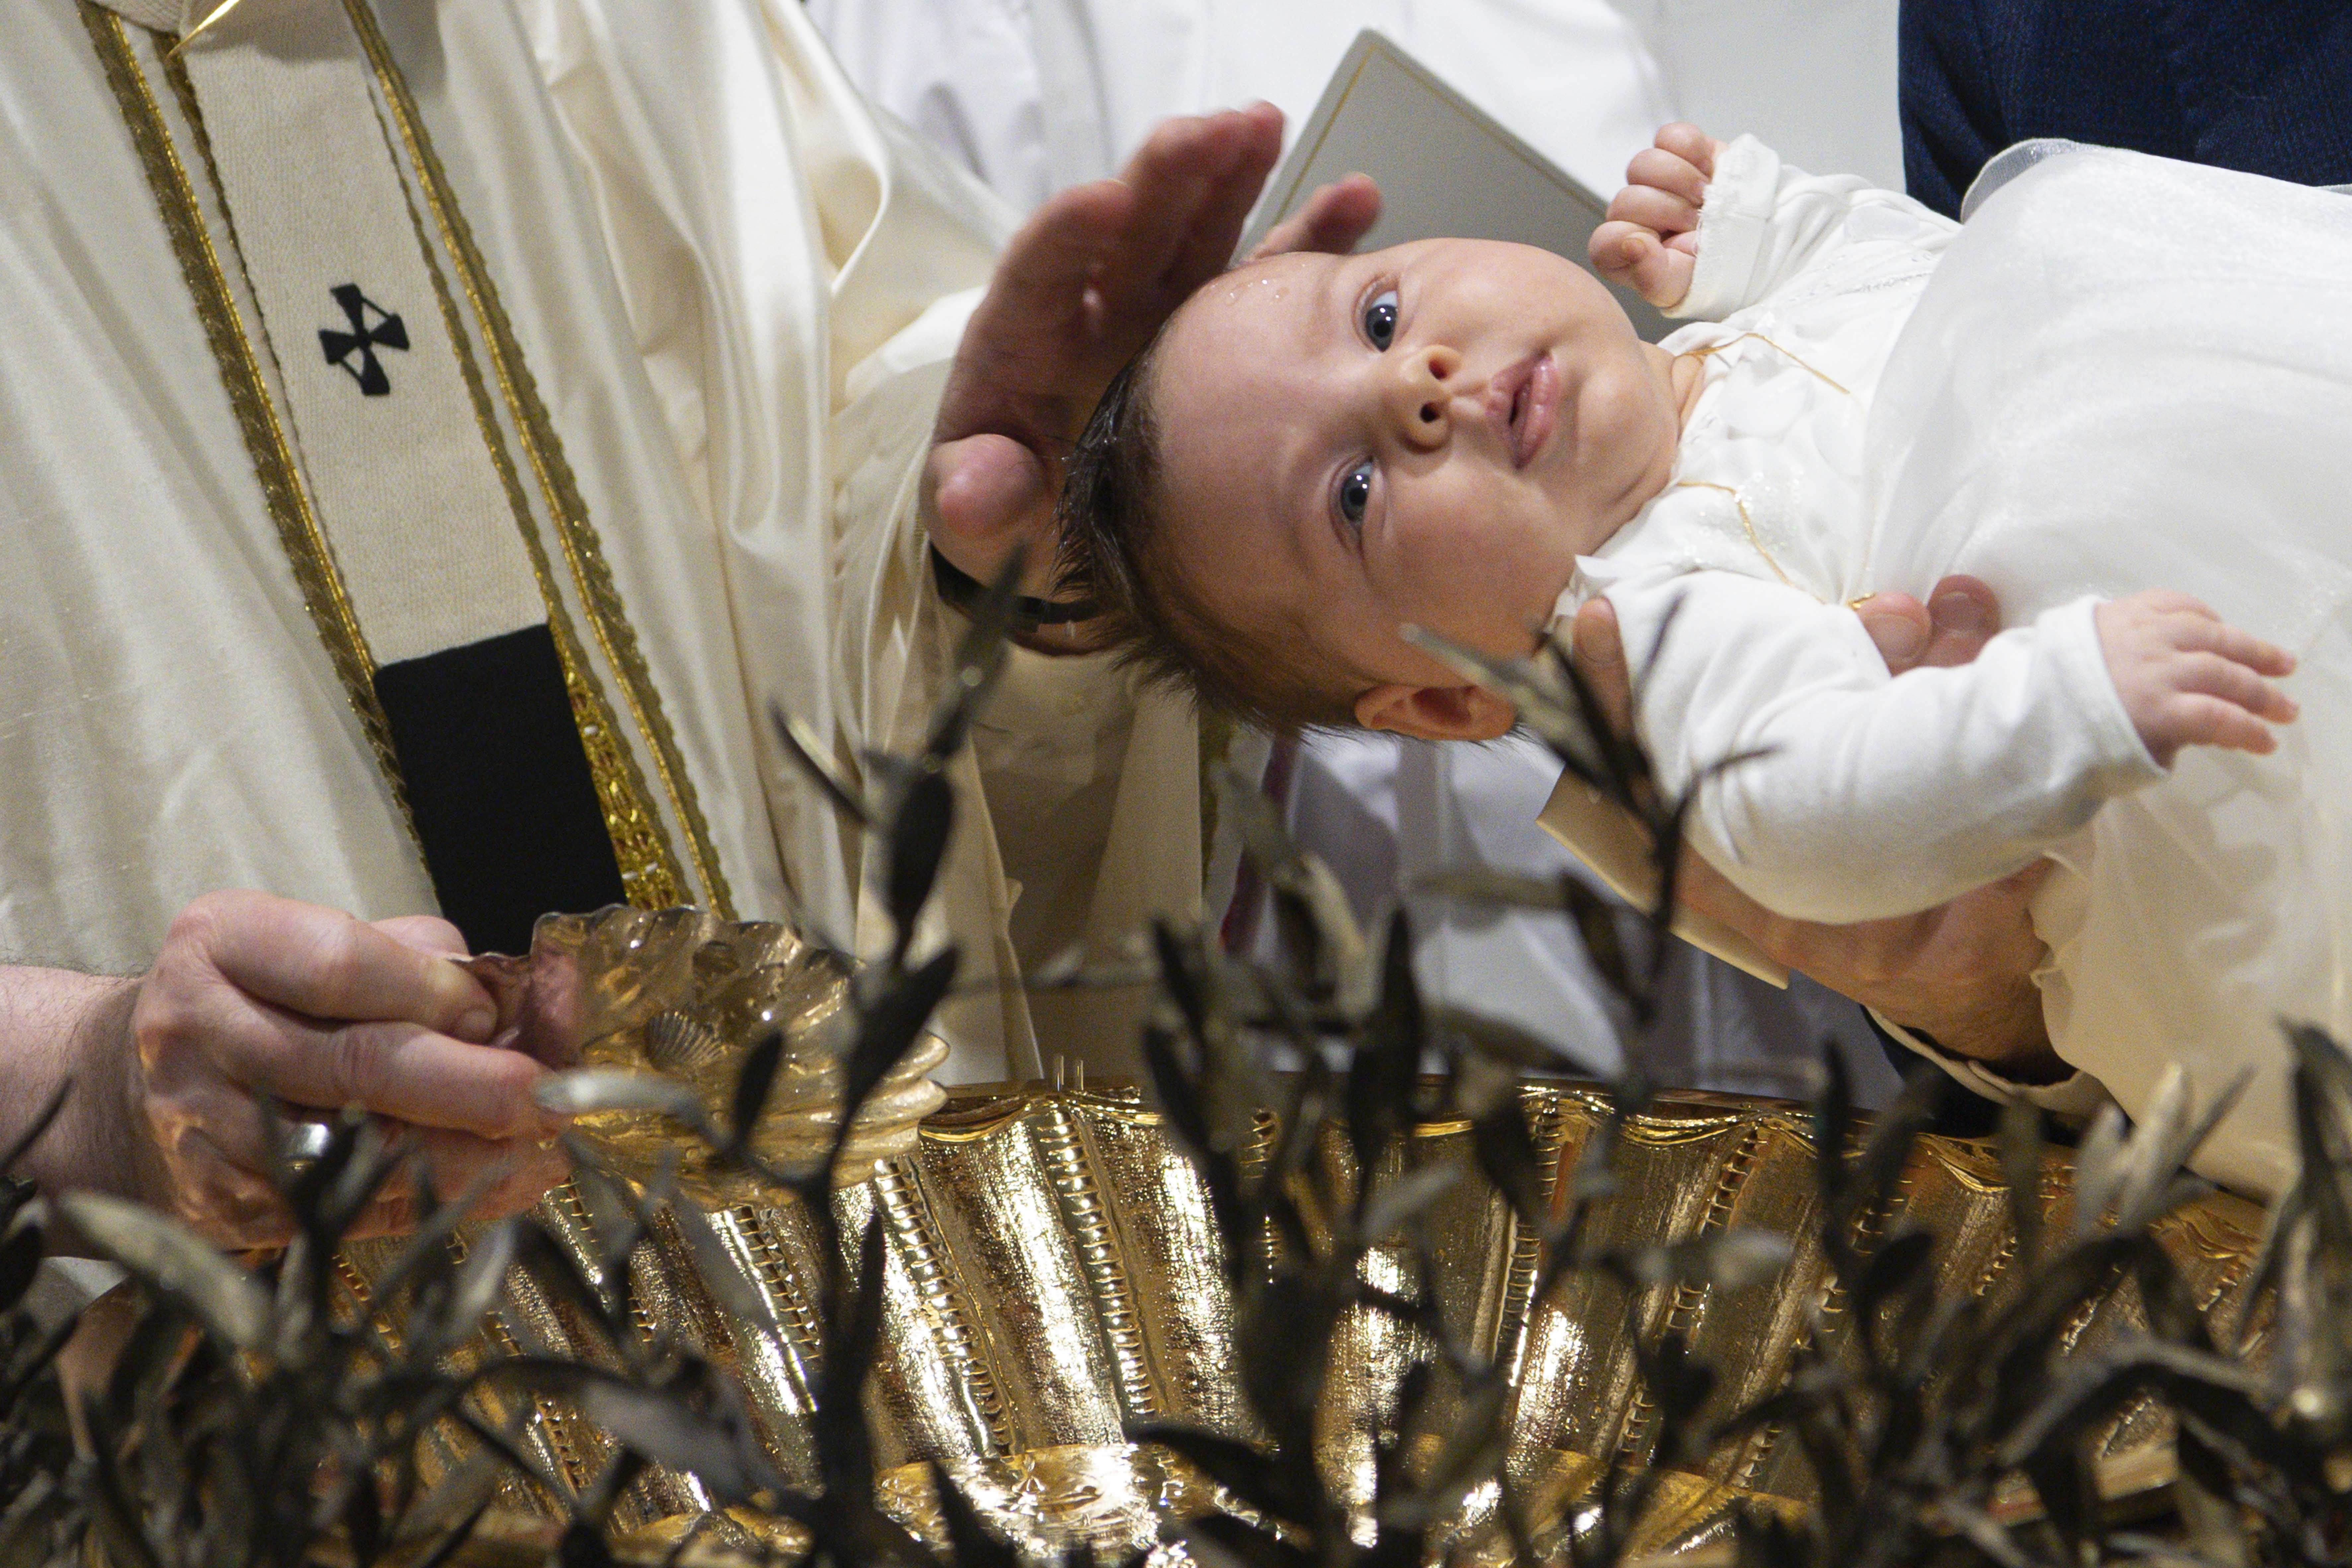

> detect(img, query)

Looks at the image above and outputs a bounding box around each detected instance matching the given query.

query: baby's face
[1150,239,1683,693]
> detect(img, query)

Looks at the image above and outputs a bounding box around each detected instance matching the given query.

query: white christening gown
[1546,136,2352,1193]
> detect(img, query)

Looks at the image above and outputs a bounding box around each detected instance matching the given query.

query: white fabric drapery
[5,0,1197,1081]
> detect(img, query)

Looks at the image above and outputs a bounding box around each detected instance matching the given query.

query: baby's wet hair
[1057,332,1370,734]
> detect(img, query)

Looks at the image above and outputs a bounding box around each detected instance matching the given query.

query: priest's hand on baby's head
[925,104,1380,637]
[1591,122,1727,309]
[2096,591,2299,766]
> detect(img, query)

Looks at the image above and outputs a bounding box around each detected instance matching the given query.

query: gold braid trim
[365,70,688,913]
[1674,329,1860,597]
[341,0,735,919]
[1673,481,1797,589]
[82,5,423,854]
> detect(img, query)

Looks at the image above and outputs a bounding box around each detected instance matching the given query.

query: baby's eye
[1336,459,1375,526]
[1361,288,1400,351]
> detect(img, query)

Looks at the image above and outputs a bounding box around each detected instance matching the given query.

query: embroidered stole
[81,0,734,949]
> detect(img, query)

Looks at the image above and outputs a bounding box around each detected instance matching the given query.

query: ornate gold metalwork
[467,907,948,1202]
[363,1068,2268,1553]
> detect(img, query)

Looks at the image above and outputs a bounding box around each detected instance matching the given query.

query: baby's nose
[1390,345,1467,449]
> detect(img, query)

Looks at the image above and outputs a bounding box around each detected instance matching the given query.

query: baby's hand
[2097,591,2298,766]
[1590,123,1727,309]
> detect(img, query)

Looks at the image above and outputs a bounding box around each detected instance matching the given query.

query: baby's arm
[1603,572,2293,925]
[1591,124,1958,319]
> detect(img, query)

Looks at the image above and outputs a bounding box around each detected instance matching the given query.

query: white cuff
[2037,594,2166,793]
[1870,1009,2114,1120]
[27,1256,126,1334]
[1673,133,1779,321]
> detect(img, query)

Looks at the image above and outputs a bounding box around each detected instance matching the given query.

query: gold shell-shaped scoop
[465,906,948,1203]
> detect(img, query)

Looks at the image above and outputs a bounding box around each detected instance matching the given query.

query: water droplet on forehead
[1219,272,1289,305]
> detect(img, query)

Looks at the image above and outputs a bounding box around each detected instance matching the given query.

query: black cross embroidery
[318,284,408,397]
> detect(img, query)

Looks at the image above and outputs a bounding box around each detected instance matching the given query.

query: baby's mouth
[1493,352,1560,469]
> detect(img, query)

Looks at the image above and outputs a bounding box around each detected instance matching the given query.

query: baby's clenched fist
[2097,590,2298,766]
[1590,122,1727,309]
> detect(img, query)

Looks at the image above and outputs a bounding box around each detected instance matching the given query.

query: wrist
[0,970,151,1235]
[92,976,166,1207]
[68,975,159,1208]
[45,975,159,1257]
[1880,975,2068,1084]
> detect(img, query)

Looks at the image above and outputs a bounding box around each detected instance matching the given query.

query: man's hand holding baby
[2098,591,2298,764]
[1591,123,1728,309]
[1568,580,2299,1076]
[1571,580,2068,1079]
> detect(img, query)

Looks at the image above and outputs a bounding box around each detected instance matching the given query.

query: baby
[1059,124,2352,1192]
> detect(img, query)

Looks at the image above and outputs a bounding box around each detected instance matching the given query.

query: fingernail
[455,1004,496,1042]
[1931,591,1993,637]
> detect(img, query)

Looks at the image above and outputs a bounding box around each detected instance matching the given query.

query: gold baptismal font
[341,908,2266,1562]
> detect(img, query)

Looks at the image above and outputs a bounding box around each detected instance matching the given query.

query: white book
[1238,29,1674,343]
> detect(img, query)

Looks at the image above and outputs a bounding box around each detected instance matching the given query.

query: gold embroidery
[372,94,689,913]
[1675,328,1861,598]
[1673,480,1797,589]
[1686,331,1854,397]
[82,5,423,853]
[165,0,249,59]
[341,0,736,920]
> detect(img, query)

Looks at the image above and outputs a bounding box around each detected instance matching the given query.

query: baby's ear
[1356,683,1516,741]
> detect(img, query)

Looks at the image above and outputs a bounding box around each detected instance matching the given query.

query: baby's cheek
[1395,517,1541,651]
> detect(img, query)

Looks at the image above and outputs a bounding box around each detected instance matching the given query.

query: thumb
[1589,219,1647,287]
[1569,597,1638,738]
[374,914,470,957]
[1591,224,1693,307]
[1853,593,1931,673]
[924,433,1059,592]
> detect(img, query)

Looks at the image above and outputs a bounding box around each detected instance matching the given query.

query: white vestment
[3,0,1200,1083]
[1546,138,2352,1192]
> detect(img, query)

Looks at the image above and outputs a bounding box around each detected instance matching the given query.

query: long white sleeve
[1597,568,2163,924]
[1671,134,1959,322]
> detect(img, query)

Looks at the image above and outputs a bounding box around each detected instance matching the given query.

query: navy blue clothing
[1901,0,2352,217]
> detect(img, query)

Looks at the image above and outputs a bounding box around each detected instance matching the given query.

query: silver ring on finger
[280,1117,336,1170]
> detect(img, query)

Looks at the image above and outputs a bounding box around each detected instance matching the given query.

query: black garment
[1900,0,2352,218]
